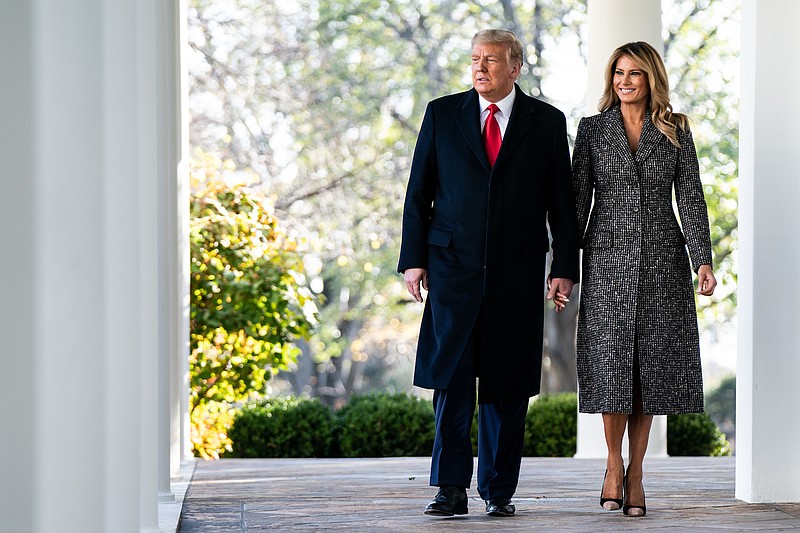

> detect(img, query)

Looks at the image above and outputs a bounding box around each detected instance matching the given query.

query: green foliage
[188,0,741,401]
[337,393,435,457]
[229,396,338,458]
[188,0,593,399]
[705,374,735,441]
[189,152,318,458]
[190,400,237,460]
[667,413,732,457]
[524,393,578,457]
[225,392,589,458]
[664,0,740,325]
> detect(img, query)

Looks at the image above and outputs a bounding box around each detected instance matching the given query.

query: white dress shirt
[479,89,516,139]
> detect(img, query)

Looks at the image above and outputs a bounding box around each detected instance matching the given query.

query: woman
[572,42,717,517]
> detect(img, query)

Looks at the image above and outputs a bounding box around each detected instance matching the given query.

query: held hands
[404,268,428,303]
[547,277,575,313]
[696,264,717,296]
[406,270,578,310]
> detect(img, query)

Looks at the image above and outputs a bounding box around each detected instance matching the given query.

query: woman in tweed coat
[572,42,717,517]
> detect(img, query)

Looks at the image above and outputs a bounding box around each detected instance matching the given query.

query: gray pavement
[177,456,800,531]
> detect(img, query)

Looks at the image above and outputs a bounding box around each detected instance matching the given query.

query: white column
[737,0,800,504]
[0,3,38,532]
[105,0,163,530]
[154,0,180,506]
[176,0,195,469]
[0,0,172,530]
[135,1,171,530]
[576,0,667,459]
[584,0,662,116]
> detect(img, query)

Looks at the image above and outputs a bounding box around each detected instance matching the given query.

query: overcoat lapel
[454,85,538,173]
[455,89,491,173]
[494,85,536,169]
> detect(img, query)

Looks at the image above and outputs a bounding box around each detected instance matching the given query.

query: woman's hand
[696,264,717,296]
[547,277,574,313]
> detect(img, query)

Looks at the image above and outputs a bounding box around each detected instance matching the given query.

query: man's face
[471,42,519,102]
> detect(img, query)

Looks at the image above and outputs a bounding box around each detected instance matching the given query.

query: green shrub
[229,396,338,458]
[227,392,585,459]
[524,393,578,457]
[667,413,732,457]
[705,375,736,443]
[338,393,435,457]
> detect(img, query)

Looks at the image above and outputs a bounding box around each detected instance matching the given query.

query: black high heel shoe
[622,474,646,517]
[600,469,623,511]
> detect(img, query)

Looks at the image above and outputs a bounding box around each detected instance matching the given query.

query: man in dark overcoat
[398,29,580,517]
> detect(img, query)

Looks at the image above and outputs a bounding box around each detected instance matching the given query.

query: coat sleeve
[546,112,580,283]
[571,117,594,249]
[397,102,438,273]
[674,125,713,271]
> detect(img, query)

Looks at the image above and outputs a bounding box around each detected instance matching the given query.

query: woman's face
[613,55,649,106]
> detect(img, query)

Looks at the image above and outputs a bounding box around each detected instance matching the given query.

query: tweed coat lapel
[600,106,663,166]
[599,107,635,167]
[634,112,662,164]
[455,89,491,173]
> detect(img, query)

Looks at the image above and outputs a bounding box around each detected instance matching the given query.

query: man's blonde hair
[472,29,524,65]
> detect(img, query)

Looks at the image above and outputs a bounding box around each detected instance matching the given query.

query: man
[398,29,579,518]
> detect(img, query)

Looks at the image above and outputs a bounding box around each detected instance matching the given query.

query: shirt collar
[479,86,516,117]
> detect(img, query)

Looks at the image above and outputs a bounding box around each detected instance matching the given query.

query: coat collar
[456,84,537,173]
[599,106,662,166]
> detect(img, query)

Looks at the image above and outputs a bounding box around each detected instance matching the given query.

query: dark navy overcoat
[398,85,580,403]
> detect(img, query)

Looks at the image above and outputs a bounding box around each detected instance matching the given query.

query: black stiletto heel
[600,469,623,511]
[622,473,646,517]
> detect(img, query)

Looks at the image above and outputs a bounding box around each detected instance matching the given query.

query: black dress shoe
[424,486,468,516]
[485,497,515,517]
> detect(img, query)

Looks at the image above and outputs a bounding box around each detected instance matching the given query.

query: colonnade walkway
[176,456,800,532]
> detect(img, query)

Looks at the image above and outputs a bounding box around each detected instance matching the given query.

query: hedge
[226,392,730,458]
[524,393,578,457]
[229,396,338,458]
[667,412,732,457]
[337,392,436,457]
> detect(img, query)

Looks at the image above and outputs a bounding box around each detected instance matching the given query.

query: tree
[187,0,740,403]
[188,0,592,401]
[189,150,317,457]
[663,0,740,327]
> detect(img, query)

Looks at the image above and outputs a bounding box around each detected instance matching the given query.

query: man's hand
[404,268,429,303]
[547,277,574,313]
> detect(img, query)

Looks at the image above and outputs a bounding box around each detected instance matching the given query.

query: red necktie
[483,103,502,167]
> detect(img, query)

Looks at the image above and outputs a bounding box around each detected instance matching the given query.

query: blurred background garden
[187,0,739,459]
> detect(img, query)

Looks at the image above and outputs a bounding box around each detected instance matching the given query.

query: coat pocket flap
[584,227,613,249]
[427,226,452,247]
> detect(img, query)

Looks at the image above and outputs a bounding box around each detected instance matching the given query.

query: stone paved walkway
[178,456,800,532]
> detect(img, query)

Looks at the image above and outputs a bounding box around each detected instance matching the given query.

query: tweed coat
[398,85,580,404]
[572,106,713,415]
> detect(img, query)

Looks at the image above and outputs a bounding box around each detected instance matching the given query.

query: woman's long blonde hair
[598,41,688,147]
